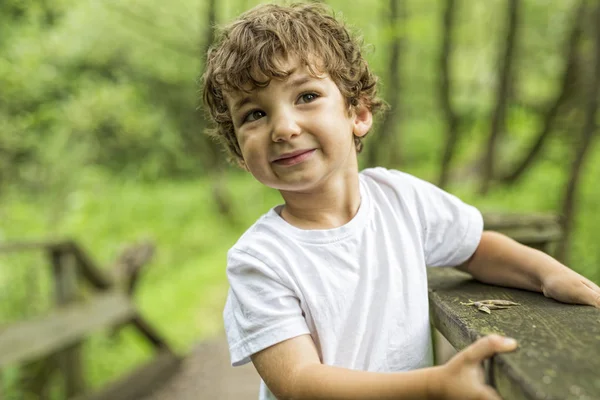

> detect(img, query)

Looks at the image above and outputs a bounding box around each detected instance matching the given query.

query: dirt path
[141,336,260,400]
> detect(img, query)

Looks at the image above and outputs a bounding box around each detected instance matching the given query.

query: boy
[202,3,600,399]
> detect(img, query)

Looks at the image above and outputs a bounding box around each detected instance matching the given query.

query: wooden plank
[483,214,563,244]
[491,227,563,244]
[129,316,171,351]
[428,268,600,400]
[68,242,113,290]
[0,240,114,290]
[69,244,170,351]
[0,240,70,254]
[51,248,86,397]
[73,351,182,400]
[482,212,561,230]
[0,292,135,368]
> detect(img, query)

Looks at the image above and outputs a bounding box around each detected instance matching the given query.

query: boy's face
[224,58,372,193]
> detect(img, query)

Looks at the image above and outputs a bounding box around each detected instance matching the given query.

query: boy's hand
[541,267,600,308]
[432,334,518,400]
[458,232,600,309]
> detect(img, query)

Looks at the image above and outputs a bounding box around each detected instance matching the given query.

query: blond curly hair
[202,2,385,164]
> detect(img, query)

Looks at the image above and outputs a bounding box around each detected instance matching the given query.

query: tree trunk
[365,0,405,168]
[480,0,520,194]
[437,0,459,189]
[555,3,600,263]
[199,0,235,221]
[194,0,218,171]
[194,0,221,172]
[186,0,221,175]
[499,1,585,185]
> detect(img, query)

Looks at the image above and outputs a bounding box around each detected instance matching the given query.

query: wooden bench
[428,212,599,399]
[0,240,181,400]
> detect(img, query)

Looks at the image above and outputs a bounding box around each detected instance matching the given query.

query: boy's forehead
[224,60,328,108]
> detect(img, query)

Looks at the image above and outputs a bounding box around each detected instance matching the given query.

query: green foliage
[0,0,207,189]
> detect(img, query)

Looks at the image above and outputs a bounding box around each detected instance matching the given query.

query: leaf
[478,305,492,314]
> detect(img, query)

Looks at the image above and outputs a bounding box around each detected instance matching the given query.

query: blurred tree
[556,1,600,264]
[499,0,586,185]
[365,0,405,168]
[103,3,198,58]
[191,0,221,174]
[198,0,236,223]
[480,0,520,194]
[437,0,460,189]
[1,0,197,193]
[0,0,82,204]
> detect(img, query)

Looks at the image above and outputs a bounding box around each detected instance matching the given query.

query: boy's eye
[243,110,266,123]
[298,92,319,104]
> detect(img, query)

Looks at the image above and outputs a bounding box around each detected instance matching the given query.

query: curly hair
[201,2,385,165]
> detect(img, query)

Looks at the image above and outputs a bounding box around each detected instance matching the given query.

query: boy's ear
[352,104,373,138]
[236,158,249,171]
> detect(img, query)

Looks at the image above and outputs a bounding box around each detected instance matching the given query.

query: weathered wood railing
[429,212,600,400]
[0,240,181,400]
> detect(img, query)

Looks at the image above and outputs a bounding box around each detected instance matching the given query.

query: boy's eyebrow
[285,74,313,89]
[231,74,317,111]
[233,96,252,111]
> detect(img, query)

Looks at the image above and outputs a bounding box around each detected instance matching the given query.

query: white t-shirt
[223,167,483,399]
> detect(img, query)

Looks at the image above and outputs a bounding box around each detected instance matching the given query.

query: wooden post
[49,247,85,397]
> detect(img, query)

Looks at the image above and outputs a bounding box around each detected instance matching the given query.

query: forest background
[1,0,599,397]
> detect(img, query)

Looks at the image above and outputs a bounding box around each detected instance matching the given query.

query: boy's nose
[271,111,302,142]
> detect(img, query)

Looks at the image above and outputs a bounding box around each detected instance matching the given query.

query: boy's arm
[457,231,600,308]
[251,333,516,400]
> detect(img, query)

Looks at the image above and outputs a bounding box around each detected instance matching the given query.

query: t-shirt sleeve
[223,248,310,366]
[405,174,483,267]
[374,168,483,267]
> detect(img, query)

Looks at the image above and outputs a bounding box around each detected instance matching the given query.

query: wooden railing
[0,240,181,400]
[3,213,593,400]
[428,213,599,400]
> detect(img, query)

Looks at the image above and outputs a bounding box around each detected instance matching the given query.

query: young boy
[202,3,600,399]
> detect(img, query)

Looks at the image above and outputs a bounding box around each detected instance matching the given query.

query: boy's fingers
[582,284,600,308]
[582,277,600,293]
[481,386,504,400]
[462,335,518,364]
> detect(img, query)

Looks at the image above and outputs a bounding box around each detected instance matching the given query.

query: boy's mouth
[272,149,316,166]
